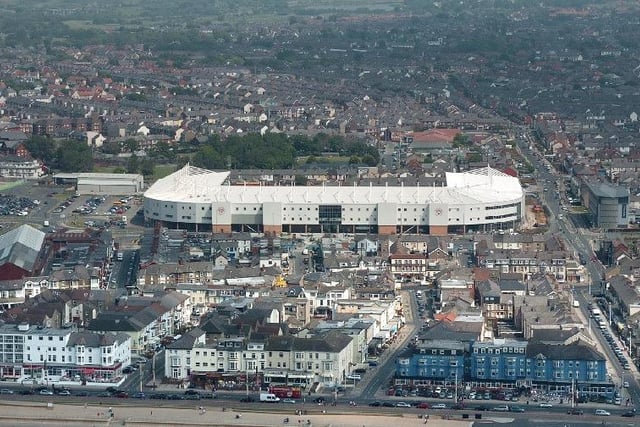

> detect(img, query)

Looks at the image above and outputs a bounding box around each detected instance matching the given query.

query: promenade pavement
[0,400,474,427]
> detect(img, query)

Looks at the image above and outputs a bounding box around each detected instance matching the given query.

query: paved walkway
[0,400,474,427]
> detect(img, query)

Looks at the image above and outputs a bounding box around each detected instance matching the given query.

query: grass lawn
[151,164,177,181]
[0,180,26,191]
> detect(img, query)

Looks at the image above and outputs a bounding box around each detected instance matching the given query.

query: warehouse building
[53,172,144,195]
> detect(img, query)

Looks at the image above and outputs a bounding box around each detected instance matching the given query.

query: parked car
[240,396,256,403]
[509,406,525,413]
[149,393,167,400]
[567,408,583,415]
[416,402,430,409]
[368,401,381,407]
[538,402,553,408]
[0,389,13,394]
[595,409,611,416]
[432,403,447,409]
[492,405,510,412]
[56,389,71,396]
[282,398,296,404]
[395,402,412,408]
[382,402,395,408]
[39,389,54,395]
[621,410,636,417]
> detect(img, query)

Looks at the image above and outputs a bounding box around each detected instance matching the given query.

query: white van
[259,393,280,402]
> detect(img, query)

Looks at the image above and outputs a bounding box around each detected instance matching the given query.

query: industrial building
[53,172,144,195]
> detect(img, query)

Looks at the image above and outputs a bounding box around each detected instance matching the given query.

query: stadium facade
[143,165,524,236]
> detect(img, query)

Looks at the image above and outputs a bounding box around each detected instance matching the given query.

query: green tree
[55,140,93,172]
[100,141,121,155]
[24,135,56,162]
[123,138,139,152]
[140,158,155,176]
[452,133,472,148]
[126,154,140,173]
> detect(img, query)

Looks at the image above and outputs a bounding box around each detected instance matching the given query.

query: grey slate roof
[526,342,605,361]
[0,224,45,273]
[67,331,129,347]
[166,328,205,350]
[265,331,352,353]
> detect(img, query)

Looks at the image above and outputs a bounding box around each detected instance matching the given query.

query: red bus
[269,386,302,399]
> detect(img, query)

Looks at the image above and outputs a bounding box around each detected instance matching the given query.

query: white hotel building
[144,165,524,236]
[0,323,131,383]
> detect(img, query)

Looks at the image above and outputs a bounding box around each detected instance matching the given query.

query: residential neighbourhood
[0,0,640,425]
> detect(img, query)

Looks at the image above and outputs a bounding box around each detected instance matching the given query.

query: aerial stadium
[143,165,524,236]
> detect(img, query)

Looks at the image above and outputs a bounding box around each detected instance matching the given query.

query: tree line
[23,132,379,175]
[190,132,379,170]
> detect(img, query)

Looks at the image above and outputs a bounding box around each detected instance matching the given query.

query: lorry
[259,393,280,402]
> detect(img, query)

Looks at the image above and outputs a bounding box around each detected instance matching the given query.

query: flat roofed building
[53,172,144,195]
[582,181,629,228]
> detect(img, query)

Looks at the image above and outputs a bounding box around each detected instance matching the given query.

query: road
[358,289,419,399]
[517,131,639,404]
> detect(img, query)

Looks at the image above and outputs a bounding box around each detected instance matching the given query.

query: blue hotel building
[471,340,529,386]
[395,338,613,397]
[396,340,466,388]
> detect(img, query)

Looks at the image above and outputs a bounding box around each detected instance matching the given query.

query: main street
[358,289,419,399]
[517,130,639,406]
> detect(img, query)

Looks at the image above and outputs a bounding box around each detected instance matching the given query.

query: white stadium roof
[145,165,522,206]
